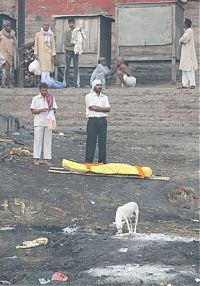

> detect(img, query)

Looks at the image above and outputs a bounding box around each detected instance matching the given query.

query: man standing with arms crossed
[85,79,110,164]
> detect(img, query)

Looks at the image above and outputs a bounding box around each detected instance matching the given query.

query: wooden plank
[48,167,170,181]
[0,138,13,143]
[55,19,64,53]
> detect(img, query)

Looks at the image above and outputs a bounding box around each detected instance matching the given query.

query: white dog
[115,202,139,234]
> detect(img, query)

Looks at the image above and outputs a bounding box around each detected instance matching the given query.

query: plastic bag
[28,60,41,75]
[123,74,136,87]
[47,110,57,131]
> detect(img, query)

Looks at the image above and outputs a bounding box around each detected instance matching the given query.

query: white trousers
[182,68,196,87]
[33,126,52,159]
[41,71,51,83]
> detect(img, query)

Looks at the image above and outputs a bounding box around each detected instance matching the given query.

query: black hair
[184,18,192,28]
[39,82,48,89]
[68,17,75,23]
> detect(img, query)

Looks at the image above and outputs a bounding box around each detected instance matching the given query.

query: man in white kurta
[179,18,198,89]
[34,23,56,84]
[30,82,57,166]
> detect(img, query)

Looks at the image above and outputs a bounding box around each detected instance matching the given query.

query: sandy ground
[0,85,199,285]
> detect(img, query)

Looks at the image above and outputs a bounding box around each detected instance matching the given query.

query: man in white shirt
[30,82,58,166]
[85,79,110,164]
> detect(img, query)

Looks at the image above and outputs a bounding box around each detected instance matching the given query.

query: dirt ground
[0,85,199,286]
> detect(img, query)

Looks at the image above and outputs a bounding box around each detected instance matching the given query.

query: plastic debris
[16,237,48,249]
[14,198,25,215]
[89,199,96,205]
[0,280,12,285]
[118,248,128,253]
[38,278,51,285]
[10,147,32,156]
[191,219,199,223]
[160,283,173,286]
[0,200,8,211]
[51,272,69,282]
[195,278,200,282]
[6,256,18,259]
[0,226,15,231]
[62,227,78,235]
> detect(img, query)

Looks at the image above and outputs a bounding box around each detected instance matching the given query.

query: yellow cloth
[34,31,56,72]
[62,159,152,177]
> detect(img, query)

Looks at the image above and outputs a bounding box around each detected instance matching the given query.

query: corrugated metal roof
[52,14,114,21]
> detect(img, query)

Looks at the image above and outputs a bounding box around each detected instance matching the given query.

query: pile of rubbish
[24,43,40,88]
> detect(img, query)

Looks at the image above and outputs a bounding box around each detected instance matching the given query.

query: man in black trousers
[85,79,110,164]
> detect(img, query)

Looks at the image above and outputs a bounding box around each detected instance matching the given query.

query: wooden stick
[48,168,170,181]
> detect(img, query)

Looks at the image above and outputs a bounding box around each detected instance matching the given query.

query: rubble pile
[23,43,40,88]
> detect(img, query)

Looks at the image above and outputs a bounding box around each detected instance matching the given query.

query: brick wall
[0,0,16,18]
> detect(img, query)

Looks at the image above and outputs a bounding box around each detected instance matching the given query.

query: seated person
[115,57,136,87]
[90,57,111,88]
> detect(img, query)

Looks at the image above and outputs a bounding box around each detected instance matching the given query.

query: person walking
[0,20,17,87]
[63,17,80,88]
[30,82,58,166]
[34,23,56,84]
[85,79,110,164]
[179,18,198,89]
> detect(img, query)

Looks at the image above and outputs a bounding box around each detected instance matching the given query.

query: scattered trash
[160,283,173,286]
[16,237,48,249]
[191,219,199,223]
[195,278,200,282]
[59,132,64,136]
[0,200,8,211]
[118,248,128,253]
[89,199,96,205]
[14,198,26,215]
[6,256,18,259]
[38,278,51,285]
[0,280,12,285]
[10,147,32,156]
[62,227,78,235]
[51,272,69,282]
[0,226,15,231]
[42,188,50,195]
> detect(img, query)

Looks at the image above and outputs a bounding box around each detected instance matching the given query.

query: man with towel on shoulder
[85,79,110,164]
[34,23,56,84]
